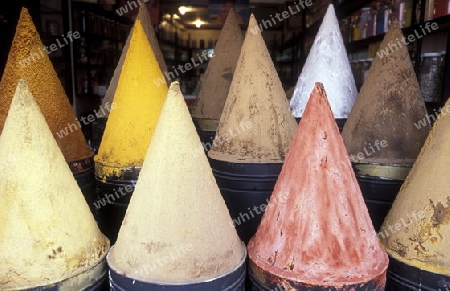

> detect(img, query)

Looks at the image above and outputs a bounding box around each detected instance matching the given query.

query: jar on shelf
[435,0,450,17]
[424,0,436,20]
[404,0,413,27]
[351,15,361,41]
[340,19,351,43]
[392,0,407,27]
[416,0,422,23]
[420,52,444,102]
[360,7,375,39]
[46,20,58,36]
[376,3,391,35]
[368,7,377,37]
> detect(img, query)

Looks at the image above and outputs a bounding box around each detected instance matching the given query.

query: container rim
[107,241,247,286]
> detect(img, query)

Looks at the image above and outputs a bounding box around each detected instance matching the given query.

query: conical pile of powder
[0,8,92,162]
[100,3,168,114]
[342,21,430,165]
[248,83,388,288]
[290,4,357,119]
[0,80,109,289]
[108,82,244,283]
[208,14,297,163]
[95,20,168,179]
[190,9,244,131]
[380,96,450,275]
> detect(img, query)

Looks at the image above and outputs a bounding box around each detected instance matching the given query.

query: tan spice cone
[0,80,109,289]
[190,9,244,131]
[108,82,244,283]
[380,97,450,274]
[248,83,388,288]
[0,8,92,162]
[342,21,430,165]
[208,14,297,163]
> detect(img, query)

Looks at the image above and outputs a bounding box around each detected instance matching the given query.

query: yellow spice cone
[208,14,297,163]
[380,97,450,274]
[108,82,244,283]
[190,9,244,131]
[0,8,92,162]
[100,4,168,113]
[0,80,109,289]
[95,20,168,178]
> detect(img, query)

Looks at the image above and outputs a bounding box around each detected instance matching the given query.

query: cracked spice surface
[208,14,297,164]
[380,94,450,274]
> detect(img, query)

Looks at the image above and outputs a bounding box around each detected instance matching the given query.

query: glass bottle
[425,0,436,20]
[420,52,442,102]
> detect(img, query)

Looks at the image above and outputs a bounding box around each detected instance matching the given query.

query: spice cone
[0,80,109,289]
[342,21,430,165]
[95,20,168,179]
[100,3,168,113]
[380,97,450,274]
[190,9,244,131]
[290,4,357,119]
[208,14,297,163]
[0,8,92,162]
[108,82,244,283]
[248,83,388,288]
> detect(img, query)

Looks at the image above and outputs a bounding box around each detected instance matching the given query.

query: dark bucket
[26,257,109,291]
[70,156,97,219]
[209,158,282,244]
[93,117,107,154]
[192,118,217,153]
[197,129,216,153]
[108,245,246,291]
[248,259,386,290]
[353,163,411,231]
[296,118,347,132]
[95,166,140,244]
[386,255,450,290]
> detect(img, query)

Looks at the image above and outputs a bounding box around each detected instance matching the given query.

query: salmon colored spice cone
[95,20,168,179]
[0,80,108,289]
[342,21,430,165]
[108,82,244,283]
[248,83,388,287]
[208,14,297,163]
[100,3,168,112]
[0,8,92,162]
[380,97,450,274]
[190,9,244,130]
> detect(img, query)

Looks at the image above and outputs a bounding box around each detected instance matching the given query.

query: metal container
[108,245,246,291]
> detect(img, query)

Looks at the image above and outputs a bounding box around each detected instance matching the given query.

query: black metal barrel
[352,163,411,231]
[26,257,109,291]
[108,246,247,291]
[386,255,450,290]
[95,165,140,244]
[209,158,282,244]
[248,260,386,290]
[70,156,97,219]
[192,118,218,153]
